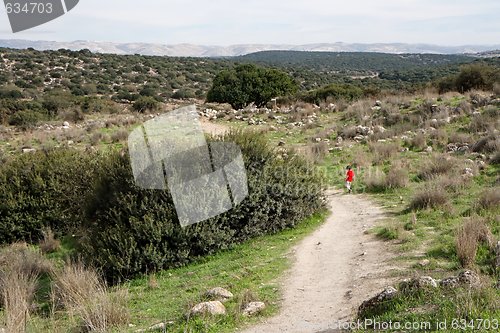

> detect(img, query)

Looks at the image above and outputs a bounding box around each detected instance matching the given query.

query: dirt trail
[240,189,397,333]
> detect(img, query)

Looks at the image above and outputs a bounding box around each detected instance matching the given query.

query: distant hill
[237,51,476,72]
[0,39,499,57]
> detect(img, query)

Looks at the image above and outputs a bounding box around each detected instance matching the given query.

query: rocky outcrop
[358,286,398,317]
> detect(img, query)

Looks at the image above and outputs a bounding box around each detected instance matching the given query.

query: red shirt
[346,170,354,182]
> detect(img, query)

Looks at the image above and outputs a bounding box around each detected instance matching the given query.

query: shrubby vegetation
[0,131,325,283]
[80,131,325,282]
[207,64,298,109]
[436,63,500,93]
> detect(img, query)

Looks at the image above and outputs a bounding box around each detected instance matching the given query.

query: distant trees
[206,64,298,109]
[302,83,364,104]
[436,64,500,93]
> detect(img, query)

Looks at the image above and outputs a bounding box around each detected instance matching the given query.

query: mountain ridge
[0,39,499,57]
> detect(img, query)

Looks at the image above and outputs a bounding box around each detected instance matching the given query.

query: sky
[0,0,499,46]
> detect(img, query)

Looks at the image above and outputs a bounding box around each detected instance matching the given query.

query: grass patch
[122,211,328,332]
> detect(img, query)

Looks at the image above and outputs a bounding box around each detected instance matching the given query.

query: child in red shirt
[345,165,355,193]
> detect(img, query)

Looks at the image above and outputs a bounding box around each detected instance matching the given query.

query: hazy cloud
[0,0,498,45]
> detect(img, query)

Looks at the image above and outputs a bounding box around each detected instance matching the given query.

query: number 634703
[5,2,54,14]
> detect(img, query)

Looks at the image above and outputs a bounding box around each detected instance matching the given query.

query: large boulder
[190,301,226,316]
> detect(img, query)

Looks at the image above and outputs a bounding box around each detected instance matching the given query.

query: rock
[458,270,480,287]
[205,287,234,302]
[63,121,70,127]
[148,322,166,331]
[190,301,226,316]
[358,287,398,316]
[375,100,382,107]
[278,140,286,147]
[242,301,266,316]
[417,276,438,288]
[419,259,431,267]
[22,148,37,154]
[425,146,433,153]
[354,135,365,141]
[400,276,438,291]
[440,276,460,288]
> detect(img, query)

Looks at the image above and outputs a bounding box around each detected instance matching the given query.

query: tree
[206,64,297,109]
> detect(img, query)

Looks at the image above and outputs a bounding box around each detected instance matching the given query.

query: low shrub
[410,133,427,151]
[78,130,326,282]
[417,154,460,180]
[369,142,399,165]
[456,217,494,268]
[8,110,44,129]
[475,188,500,211]
[409,186,449,210]
[365,168,408,193]
[472,134,500,154]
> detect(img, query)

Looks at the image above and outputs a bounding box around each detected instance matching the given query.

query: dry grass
[364,167,408,192]
[237,289,258,313]
[52,262,129,332]
[0,244,53,333]
[369,142,400,165]
[429,129,448,147]
[110,129,129,143]
[456,217,494,268]
[1,270,38,332]
[410,133,427,151]
[302,142,329,163]
[418,154,460,180]
[472,134,500,154]
[147,275,159,290]
[475,188,500,211]
[409,186,449,210]
[39,228,60,254]
[448,132,472,145]
[385,168,409,189]
[435,175,471,194]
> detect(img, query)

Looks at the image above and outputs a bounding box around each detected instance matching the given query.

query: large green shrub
[0,150,103,244]
[206,64,298,109]
[79,131,325,282]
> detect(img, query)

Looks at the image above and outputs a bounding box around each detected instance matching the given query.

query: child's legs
[346,181,351,190]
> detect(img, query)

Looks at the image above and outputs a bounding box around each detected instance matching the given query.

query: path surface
[240,189,397,333]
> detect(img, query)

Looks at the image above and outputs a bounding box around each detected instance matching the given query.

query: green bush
[79,131,325,282]
[8,110,43,129]
[132,96,159,112]
[0,150,103,244]
[302,83,363,104]
[206,64,298,109]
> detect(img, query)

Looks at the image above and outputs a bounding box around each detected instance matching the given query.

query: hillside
[0,47,498,332]
[1,40,499,57]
